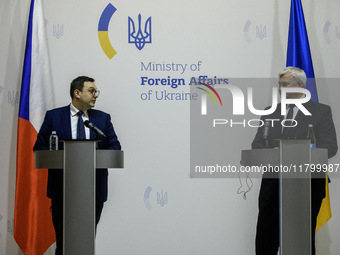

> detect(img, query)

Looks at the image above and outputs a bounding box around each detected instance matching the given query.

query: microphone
[84,120,107,138]
[263,120,270,140]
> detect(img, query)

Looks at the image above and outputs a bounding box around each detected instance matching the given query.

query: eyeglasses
[277,82,296,87]
[87,88,100,96]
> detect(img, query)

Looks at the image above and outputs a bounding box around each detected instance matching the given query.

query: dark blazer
[33,105,121,202]
[252,100,337,201]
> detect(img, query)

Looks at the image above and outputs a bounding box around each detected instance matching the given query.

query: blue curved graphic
[144,186,153,211]
[244,20,252,43]
[323,20,331,43]
[98,4,117,59]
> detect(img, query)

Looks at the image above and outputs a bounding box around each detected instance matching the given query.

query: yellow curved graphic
[98,31,117,59]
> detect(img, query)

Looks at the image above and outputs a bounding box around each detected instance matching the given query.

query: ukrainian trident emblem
[336,25,340,40]
[53,24,64,39]
[157,191,168,207]
[256,24,266,40]
[128,14,152,50]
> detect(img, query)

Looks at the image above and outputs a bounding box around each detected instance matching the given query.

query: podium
[241,139,327,255]
[35,140,124,255]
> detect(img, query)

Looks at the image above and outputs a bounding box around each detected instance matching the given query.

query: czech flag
[14,0,55,254]
[286,0,331,231]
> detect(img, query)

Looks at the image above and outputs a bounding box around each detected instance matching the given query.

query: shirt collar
[287,94,306,109]
[70,103,89,117]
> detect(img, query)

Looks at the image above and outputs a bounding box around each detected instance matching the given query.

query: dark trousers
[255,192,322,255]
[51,196,104,255]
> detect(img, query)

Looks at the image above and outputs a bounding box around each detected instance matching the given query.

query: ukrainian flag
[286,0,331,231]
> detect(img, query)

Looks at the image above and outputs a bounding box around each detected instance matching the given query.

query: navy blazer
[252,100,338,201]
[33,105,121,202]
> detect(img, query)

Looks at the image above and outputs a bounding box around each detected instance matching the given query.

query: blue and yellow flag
[286,0,331,231]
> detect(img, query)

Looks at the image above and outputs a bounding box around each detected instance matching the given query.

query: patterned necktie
[77,111,86,139]
[282,105,294,137]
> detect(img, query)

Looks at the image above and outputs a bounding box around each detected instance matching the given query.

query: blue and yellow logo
[98,4,117,59]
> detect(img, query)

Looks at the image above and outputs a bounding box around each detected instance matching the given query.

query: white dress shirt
[284,104,299,120]
[70,104,90,139]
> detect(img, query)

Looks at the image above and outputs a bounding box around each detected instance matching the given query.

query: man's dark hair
[70,76,95,99]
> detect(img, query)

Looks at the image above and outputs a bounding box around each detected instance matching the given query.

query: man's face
[278,73,302,99]
[76,81,99,111]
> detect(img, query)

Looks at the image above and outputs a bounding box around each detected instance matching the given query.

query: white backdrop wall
[1,0,340,254]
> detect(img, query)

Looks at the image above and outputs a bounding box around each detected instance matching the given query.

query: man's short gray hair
[278,66,307,88]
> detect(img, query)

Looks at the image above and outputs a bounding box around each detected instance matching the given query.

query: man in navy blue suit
[34,76,121,255]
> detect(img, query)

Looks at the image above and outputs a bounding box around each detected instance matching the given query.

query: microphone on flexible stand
[84,120,107,138]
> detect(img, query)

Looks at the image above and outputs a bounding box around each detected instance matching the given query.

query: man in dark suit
[33,76,121,255]
[252,67,337,255]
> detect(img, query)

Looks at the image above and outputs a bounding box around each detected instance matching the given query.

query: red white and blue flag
[14,0,55,254]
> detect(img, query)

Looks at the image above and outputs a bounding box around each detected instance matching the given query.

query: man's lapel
[61,105,72,139]
[88,109,96,140]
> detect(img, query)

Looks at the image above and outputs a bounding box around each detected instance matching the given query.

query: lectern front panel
[280,140,311,255]
[63,141,96,255]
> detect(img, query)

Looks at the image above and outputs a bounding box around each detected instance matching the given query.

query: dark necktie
[77,111,86,139]
[282,105,294,137]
